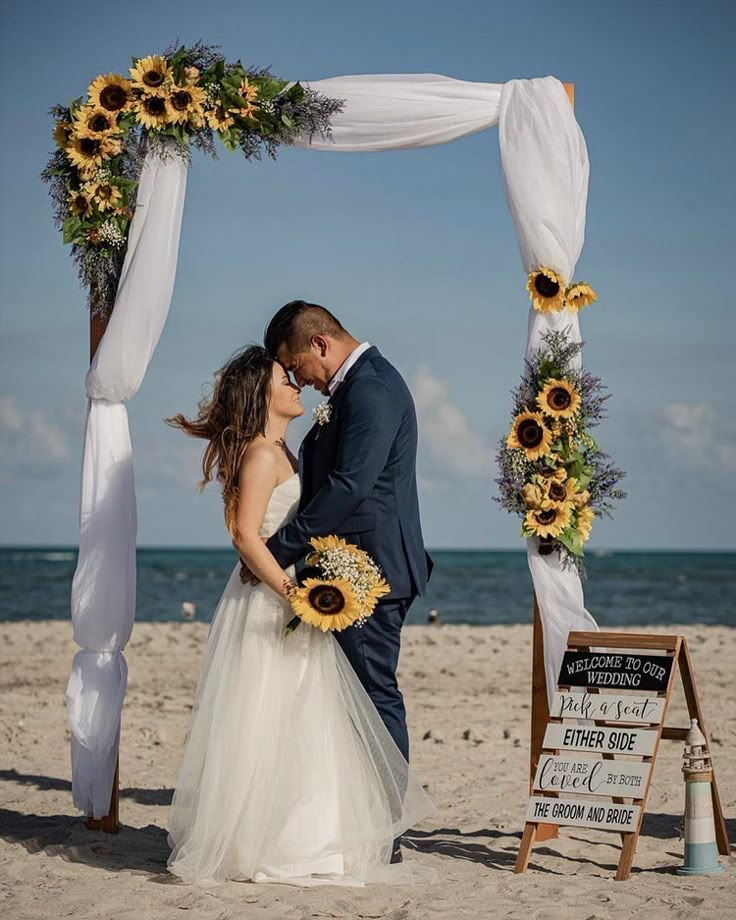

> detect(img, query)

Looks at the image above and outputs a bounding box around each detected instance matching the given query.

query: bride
[165,345,435,887]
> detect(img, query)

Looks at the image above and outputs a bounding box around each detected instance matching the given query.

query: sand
[0,621,733,920]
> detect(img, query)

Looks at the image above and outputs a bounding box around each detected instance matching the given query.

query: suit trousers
[334,596,412,765]
[335,595,414,854]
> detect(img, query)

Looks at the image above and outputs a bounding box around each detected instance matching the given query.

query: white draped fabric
[292,74,503,150]
[68,73,597,813]
[67,144,187,817]
[297,74,598,699]
[498,79,600,699]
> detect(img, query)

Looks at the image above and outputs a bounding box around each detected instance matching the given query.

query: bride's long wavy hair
[166,345,274,538]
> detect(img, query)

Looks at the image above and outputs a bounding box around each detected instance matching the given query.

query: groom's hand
[239,559,261,586]
[239,560,260,585]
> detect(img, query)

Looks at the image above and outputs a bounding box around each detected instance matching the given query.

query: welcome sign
[559,651,673,691]
[512,630,731,881]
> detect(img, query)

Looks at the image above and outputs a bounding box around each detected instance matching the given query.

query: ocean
[1,548,733,627]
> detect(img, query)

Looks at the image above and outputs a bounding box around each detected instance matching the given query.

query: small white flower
[98,218,125,248]
[313,402,332,426]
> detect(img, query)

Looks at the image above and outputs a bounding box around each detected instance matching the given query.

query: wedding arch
[45,48,614,831]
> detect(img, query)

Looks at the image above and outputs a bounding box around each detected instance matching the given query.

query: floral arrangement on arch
[495,330,626,574]
[41,41,343,316]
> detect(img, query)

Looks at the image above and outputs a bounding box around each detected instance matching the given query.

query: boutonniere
[313,402,333,428]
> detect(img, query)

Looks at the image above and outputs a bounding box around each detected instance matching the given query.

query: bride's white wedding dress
[167,473,436,887]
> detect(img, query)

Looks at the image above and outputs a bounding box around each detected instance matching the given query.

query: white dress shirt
[328,342,372,396]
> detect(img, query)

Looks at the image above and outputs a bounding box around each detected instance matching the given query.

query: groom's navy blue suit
[266,346,433,768]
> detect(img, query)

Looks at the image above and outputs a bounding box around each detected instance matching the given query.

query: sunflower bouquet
[41,41,343,316]
[286,536,391,634]
[495,330,626,574]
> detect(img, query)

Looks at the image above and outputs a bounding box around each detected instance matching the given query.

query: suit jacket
[266,346,433,600]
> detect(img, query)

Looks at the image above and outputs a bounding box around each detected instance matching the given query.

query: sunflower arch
[46,51,607,822]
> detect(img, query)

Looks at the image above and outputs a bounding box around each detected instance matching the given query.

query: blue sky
[1,0,734,549]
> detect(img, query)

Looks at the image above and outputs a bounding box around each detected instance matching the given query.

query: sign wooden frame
[515,630,729,881]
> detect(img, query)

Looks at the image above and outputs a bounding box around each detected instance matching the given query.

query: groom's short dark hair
[264,300,348,358]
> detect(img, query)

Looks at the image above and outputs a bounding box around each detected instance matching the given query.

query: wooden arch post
[528,80,575,843]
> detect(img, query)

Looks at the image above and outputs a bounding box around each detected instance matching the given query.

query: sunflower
[309,534,351,554]
[524,500,574,540]
[237,77,259,103]
[87,73,132,113]
[53,120,73,148]
[537,378,581,419]
[227,76,259,119]
[228,98,257,121]
[526,266,567,313]
[168,83,206,125]
[576,505,595,542]
[182,65,201,86]
[542,475,577,506]
[66,133,122,174]
[129,55,171,96]
[206,103,235,132]
[365,580,391,607]
[133,94,173,130]
[290,578,362,632]
[68,188,94,218]
[506,411,552,460]
[571,486,590,508]
[521,482,544,509]
[86,180,123,212]
[565,281,597,313]
[538,464,567,482]
[73,104,118,137]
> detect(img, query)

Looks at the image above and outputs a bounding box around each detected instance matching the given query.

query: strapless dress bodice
[259,473,301,538]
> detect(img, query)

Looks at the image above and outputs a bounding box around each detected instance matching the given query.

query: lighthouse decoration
[677,718,725,876]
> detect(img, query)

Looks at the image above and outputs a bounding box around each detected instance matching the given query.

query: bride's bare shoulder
[238,438,280,486]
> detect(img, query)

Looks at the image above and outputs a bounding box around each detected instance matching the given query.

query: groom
[259,300,433,862]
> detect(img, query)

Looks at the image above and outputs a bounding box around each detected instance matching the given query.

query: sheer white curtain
[292,74,503,150]
[67,142,187,817]
[68,73,597,813]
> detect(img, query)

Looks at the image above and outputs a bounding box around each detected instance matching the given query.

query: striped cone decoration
[677,718,725,876]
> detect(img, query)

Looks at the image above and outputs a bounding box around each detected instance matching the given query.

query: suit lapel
[300,347,380,499]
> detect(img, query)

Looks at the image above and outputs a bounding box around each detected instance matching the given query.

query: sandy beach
[0,621,733,920]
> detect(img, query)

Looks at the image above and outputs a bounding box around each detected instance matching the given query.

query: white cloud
[660,402,736,475]
[413,366,492,481]
[0,395,71,477]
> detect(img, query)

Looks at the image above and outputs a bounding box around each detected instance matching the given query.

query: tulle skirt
[167,564,436,887]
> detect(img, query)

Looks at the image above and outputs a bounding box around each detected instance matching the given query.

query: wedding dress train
[167,473,436,886]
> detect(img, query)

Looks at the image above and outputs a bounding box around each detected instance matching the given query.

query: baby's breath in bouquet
[495,330,626,575]
[286,536,390,634]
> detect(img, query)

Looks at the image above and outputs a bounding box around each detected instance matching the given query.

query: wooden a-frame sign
[515,631,729,881]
